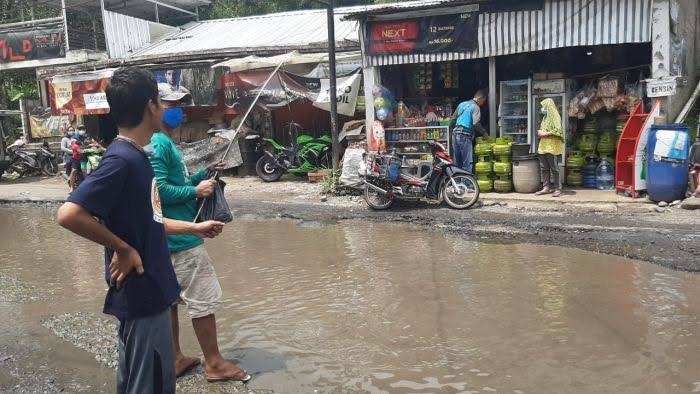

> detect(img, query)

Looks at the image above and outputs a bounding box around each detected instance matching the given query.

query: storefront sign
[366,13,478,56]
[83,93,109,110]
[646,78,677,98]
[49,71,112,115]
[0,28,64,63]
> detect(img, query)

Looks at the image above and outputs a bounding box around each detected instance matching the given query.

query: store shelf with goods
[503,100,528,104]
[502,116,529,119]
[385,126,450,131]
[387,140,449,143]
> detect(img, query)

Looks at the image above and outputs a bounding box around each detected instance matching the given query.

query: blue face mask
[162,107,184,129]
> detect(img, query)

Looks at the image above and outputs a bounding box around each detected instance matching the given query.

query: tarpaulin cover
[180,127,245,174]
[222,70,361,116]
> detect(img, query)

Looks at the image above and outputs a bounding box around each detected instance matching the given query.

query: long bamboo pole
[193,55,291,222]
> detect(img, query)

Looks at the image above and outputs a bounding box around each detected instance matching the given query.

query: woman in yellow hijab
[534,98,564,197]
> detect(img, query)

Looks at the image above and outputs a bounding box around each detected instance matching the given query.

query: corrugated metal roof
[128,7,367,61]
[342,0,469,19]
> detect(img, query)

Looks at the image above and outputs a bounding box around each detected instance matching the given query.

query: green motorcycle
[254,131,332,182]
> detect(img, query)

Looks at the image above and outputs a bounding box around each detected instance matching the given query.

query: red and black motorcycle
[363,141,480,210]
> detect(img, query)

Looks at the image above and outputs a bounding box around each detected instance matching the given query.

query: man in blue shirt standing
[57,67,225,394]
[452,90,489,173]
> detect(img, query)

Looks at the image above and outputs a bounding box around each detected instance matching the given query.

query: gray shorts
[171,245,223,319]
[117,308,175,394]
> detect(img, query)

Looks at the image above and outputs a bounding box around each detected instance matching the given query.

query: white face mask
[78,130,86,136]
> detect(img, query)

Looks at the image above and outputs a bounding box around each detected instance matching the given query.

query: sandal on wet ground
[206,370,252,384]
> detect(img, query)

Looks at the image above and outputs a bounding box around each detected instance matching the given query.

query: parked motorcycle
[7,139,59,178]
[254,123,332,182]
[363,141,480,210]
[83,145,105,174]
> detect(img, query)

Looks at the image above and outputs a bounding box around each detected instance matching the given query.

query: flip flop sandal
[206,370,252,384]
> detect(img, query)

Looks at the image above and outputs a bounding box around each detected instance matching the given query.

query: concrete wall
[667,0,699,120]
[652,0,700,121]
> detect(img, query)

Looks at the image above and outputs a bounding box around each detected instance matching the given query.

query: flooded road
[1,206,700,393]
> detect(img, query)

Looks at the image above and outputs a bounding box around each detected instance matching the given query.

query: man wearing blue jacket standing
[451,90,489,173]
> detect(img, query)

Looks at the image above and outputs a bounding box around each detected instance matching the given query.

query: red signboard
[0,28,64,63]
[366,13,478,56]
[49,76,111,116]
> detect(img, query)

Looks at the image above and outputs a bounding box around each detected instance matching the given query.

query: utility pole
[61,0,70,51]
[325,0,340,172]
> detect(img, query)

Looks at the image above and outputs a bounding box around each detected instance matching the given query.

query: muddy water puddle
[2,206,700,393]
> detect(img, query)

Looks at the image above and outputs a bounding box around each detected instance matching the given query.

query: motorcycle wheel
[319,150,332,169]
[9,162,26,178]
[442,174,480,209]
[364,183,394,210]
[255,155,284,182]
[42,160,59,176]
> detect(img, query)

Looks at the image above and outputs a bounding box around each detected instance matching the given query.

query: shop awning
[362,0,653,67]
[212,51,362,72]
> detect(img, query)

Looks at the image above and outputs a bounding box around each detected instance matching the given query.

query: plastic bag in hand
[196,172,233,223]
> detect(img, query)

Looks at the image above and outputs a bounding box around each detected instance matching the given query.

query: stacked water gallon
[578,125,599,188]
[492,137,514,192]
[475,137,495,192]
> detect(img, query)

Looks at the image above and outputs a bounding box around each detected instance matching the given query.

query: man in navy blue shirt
[57,67,225,394]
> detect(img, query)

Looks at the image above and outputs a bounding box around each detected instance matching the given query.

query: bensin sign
[0,28,64,63]
[366,13,478,56]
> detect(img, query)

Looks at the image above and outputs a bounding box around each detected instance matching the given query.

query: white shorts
[171,245,223,319]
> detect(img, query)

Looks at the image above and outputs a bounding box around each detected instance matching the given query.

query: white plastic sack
[339,148,366,189]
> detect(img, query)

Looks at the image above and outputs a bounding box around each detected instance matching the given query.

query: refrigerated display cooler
[531,79,576,166]
[499,79,531,144]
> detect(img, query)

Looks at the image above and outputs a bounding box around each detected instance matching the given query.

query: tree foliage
[201,0,398,20]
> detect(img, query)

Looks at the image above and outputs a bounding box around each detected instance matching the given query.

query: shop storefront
[349,0,672,194]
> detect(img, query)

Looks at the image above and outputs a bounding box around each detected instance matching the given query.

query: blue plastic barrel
[646,124,691,202]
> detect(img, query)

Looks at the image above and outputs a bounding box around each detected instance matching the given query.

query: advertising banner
[313,73,362,117]
[49,71,112,116]
[0,27,64,63]
[153,66,218,106]
[366,13,478,56]
[29,113,73,138]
